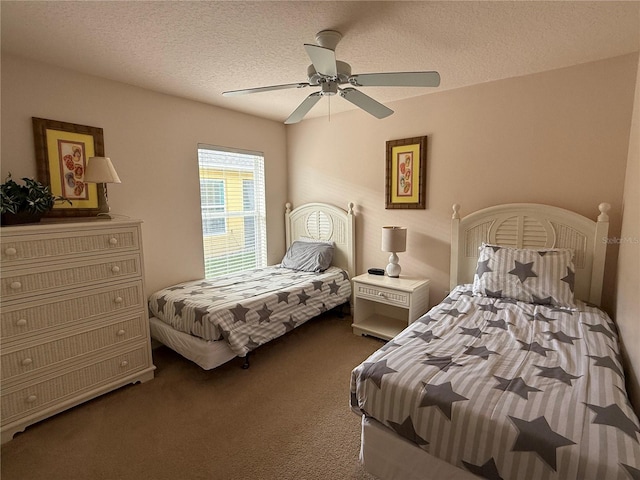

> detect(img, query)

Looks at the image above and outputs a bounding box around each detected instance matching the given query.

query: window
[200,179,226,235]
[198,145,266,278]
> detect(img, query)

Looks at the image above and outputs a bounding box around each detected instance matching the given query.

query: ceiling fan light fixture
[321,81,338,96]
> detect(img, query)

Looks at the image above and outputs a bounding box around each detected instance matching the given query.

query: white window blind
[198,144,266,278]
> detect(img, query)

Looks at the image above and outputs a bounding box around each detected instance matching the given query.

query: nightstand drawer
[355,283,410,307]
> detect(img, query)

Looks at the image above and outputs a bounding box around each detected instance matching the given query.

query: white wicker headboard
[450,202,610,306]
[285,202,356,280]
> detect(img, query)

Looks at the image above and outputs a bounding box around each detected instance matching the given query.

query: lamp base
[385,252,401,278]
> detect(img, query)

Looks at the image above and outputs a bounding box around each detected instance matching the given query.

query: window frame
[197,144,267,279]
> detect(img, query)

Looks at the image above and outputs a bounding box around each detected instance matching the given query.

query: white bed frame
[149,201,356,370]
[359,202,611,480]
[450,202,610,305]
[285,201,356,280]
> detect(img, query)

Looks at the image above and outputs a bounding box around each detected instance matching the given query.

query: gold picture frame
[385,135,427,209]
[32,117,108,217]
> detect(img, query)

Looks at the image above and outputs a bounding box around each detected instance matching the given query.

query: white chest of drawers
[0,219,155,443]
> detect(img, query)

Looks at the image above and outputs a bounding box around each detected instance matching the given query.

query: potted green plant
[0,174,70,225]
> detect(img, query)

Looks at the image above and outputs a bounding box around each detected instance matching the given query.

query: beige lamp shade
[381,226,407,253]
[84,157,122,184]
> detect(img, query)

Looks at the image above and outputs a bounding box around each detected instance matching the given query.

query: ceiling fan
[222,30,441,124]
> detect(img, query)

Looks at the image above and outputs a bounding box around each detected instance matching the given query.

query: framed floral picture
[32,117,109,217]
[385,135,427,209]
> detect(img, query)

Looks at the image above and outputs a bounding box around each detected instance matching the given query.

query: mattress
[350,285,640,480]
[149,265,351,357]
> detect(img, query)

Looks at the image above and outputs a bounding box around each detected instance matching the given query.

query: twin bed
[148,202,355,369]
[350,202,640,480]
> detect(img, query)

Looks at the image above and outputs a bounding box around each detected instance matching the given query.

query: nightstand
[351,274,430,340]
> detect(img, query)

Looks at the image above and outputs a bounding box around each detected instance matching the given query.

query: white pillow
[472,243,576,307]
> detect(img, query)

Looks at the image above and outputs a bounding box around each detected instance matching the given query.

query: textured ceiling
[2,1,639,123]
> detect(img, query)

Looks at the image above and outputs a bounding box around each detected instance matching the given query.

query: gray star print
[585,403,640,441]
[229,303,250,323]
[462,458,504,480]
[535,365,581,386]
[509,260,538,283]
[418,382,468,420]
[509,415,575,470]
[494,376,542,400]
[387,416,429,447]
[476,259,493,279]
[361,360,397,389]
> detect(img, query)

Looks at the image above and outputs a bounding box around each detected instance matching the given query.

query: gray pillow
[280,241,334,272]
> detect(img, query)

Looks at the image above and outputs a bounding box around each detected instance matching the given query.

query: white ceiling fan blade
[284,92,322,124]
[304,44,337,77]
[349,72,441,87]
[223,82,310,97]
[339,88,394,119]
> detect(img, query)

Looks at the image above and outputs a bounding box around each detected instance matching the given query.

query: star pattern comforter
[149,266,350,357]
[350,285,640,480]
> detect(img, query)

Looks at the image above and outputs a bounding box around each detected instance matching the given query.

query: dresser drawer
[1,254,141,300]
[1,281,144,342]
[1,225,139,265]
[1,344,150,423]
[2,315,146,382]
[354,283,410,308]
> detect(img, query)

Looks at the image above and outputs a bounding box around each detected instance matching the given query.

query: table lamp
[381,226,407,278]
[84,156,121,217]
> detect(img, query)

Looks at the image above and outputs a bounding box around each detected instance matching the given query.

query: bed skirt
[360,416,480,480]
[149,316,237,370]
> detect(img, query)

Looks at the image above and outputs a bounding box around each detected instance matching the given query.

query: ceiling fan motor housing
[307,61,352,86]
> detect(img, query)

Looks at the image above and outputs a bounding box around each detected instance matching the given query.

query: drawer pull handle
[111,265,121,273]
[16,318,27,327]
[5,247,17,256]
[116,329,126,336]
[109,237,118,246]
[26,395,37,403]
[377,292,385,297]
[21,358,33,366]
[10,281,22,290]
[120,360,129,368]
[114,296,123,304]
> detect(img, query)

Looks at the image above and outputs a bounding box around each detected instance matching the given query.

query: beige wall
[0,54,288,295]
[287,54,638,315]
[615,55,640,412]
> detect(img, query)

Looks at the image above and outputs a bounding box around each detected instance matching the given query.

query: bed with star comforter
[149,265,350,357]
[350,284,640,480]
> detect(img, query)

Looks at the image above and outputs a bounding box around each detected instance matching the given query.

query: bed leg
[241,353,251,370]
[336,303,345,318]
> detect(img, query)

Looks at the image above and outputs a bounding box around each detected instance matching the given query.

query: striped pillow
[472,244,576,307]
